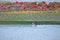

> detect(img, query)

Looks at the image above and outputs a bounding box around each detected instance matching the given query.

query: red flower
[0,4,6,11]
[30,4,41,10]
[47,5,55,10]
[48,7,52,10]
[14,1,22,11]
[36,6,41,10]
[51,6,55,8]
[42,7,47,11]
[15,1,21,7]
[43,3,48,7]
[23,5,28,11]
[33,5,39,8]
[7,5,12,11]
[57,3,60,6]
[2,7,6,11]
[0,6,6,12]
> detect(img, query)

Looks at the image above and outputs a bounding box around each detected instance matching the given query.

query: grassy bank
[0,21,60,25]
[0,11,60,25]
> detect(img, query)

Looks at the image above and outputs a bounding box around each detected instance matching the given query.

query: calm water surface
[0,25,60,40]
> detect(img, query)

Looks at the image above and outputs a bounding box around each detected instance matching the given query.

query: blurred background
[0,0,60,40]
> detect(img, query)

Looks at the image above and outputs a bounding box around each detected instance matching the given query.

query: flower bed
[0,2,60,11]
[0,2,60,24]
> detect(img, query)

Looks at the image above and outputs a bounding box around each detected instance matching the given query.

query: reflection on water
[0,25,60,40]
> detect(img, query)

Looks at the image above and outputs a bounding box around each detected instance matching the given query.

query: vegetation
[0,1,60,24]
[0,1,60,11]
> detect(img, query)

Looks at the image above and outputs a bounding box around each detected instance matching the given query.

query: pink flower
[15,1,21,7]
[23,5,28,11]
[57,3,60,6]
[37,6,41,10]
[7,5,12,11]
[43,3,48,7]
[0,4,4,7]
[30,4,41,10]
[14,1,22,11]
[34,5,38,8]
[30,5,38,9]
[0,6,6,11]
[2,6,6,11]
[48,7,52,10]
[57,8,60,10]
[30,6,33,10]
[42,7,47,11]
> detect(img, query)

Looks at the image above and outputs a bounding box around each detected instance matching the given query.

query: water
[0,25,60,40]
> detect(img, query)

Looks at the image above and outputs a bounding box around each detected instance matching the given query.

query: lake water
[0,25,60,40]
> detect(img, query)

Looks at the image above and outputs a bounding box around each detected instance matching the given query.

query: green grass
[0,11,60,24]
[0,21,60,25]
